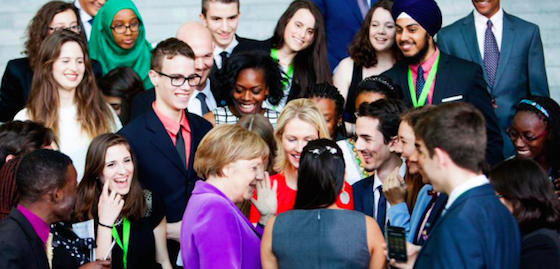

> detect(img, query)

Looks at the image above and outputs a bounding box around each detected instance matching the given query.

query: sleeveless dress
[272,209,371,269]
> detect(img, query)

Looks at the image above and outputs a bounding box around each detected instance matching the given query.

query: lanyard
[112,218,131,269]
[270,48,294,89]
[407,53,441,107]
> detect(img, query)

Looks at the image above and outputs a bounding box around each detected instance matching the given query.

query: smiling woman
[204,51,284,127]
[74,133,172,269]
[89,0,153,88]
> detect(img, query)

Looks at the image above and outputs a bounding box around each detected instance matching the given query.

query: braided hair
[0,156,23,222]
[306,83,346,138]
[517,96,560,177]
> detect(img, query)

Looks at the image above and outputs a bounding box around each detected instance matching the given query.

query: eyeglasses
[155,71,202,87]
[110,22,141,34]
[506,127,548,144]
[49,25,81,33]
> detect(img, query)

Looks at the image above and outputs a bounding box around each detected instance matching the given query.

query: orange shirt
[152,102,191,166]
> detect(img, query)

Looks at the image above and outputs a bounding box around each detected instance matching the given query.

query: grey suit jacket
[437,11,549,140]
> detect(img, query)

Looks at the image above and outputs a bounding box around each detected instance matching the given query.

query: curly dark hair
[516,96,560,178]
[348,0,400,68]
[490,158,560,234]
[217,50,285,106]
[24,1,86,70]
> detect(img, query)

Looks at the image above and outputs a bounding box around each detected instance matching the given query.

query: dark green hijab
[89,0,153,88]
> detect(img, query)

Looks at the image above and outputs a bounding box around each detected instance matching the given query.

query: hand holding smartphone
[386,225,408,262]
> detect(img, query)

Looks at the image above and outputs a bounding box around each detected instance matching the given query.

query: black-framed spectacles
[49,25,81,33]
[110,21,141,34]
[155,71,201,87]
[506,127,548,144]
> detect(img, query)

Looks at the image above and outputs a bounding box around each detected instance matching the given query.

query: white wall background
[1,0,558,101]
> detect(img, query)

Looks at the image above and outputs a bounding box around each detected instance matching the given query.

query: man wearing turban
[382,0,504,167]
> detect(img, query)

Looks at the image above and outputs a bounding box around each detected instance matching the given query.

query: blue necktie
[196,92,210,115]
[357,0,369,18]
[376,186,387,233]
[416,65,425,99]
[484,20,500,87]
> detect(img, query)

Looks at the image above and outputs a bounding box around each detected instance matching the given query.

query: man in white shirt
[176,23,218,116]
[438,0,549,157]
[352,99,409,234]
[388,102,520,269]
[74,0,106,40]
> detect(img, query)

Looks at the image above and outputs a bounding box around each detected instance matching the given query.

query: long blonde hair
[274,99,330,177]
[27,30,115,138]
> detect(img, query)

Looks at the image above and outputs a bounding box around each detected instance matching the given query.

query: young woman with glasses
[89,0,154,88]
[508,96,560,194]
[0,1,103,122]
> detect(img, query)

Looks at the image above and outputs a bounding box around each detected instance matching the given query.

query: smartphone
[386,225,407,262]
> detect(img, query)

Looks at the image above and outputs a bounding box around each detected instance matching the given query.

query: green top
[89,0,153,89]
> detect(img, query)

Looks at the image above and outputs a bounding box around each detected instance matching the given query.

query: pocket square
[441,95,463,103]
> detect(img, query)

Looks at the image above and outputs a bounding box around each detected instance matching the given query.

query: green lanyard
[407,53,441,107]
[112,218,131,269]
[270,48,294,89]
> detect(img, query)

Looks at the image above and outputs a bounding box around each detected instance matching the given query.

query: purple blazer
[181,180,263,269]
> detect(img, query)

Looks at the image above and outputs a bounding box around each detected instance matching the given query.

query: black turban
[391,0,443,37]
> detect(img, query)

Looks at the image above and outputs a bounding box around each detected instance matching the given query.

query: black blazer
[0,57,104,122]
[209,35,272,107]
[129,88,156,122]
[0,208,50,269]
[118,107,212,222]
[383,52,504,166]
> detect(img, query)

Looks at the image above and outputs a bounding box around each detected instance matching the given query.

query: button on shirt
[474,8,504,56]
[372,161,408,223]
[152,102,191,167]
[187,81,217,117]
[213,38,239,69]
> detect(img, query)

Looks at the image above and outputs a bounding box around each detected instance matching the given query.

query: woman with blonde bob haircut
[250,99,355,223]
[181,125,278,269]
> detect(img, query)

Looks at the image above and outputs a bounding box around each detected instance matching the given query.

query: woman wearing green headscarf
[89,0,153,89]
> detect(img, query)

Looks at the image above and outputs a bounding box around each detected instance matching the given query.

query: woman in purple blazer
[181,125,278,269]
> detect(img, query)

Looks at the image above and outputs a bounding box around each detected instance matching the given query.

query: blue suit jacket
[313,0,376,71]
[383,52,504,166]
[352,175,409,233]
[118,107,212,223]
[437,11,549,156]
[414,184,520,269]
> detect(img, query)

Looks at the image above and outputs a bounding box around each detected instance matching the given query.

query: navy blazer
[0,209,50,269]
[118,107,212,222]
[414,184,520,269]
[313,0,375,70]
[437,11,549,156]
[383,52,504,166]
[353,175,375,217]
[0,57,103,122]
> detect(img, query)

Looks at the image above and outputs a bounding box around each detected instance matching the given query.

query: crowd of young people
[0,0,558,268]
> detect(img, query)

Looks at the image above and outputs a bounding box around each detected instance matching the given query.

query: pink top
[410,48,440,105]
[152,102,192,166]
[17,204,49,246]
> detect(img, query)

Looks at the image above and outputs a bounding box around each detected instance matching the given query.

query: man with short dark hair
[119,38,213,267]
[388,102,520,269]
[0,149,77,269]
[353,99,409,234]
[382,0,504,167]
[437,0,549,157]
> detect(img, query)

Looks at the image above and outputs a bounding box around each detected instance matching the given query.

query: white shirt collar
[445,174,490,210]
[74,1,93,40]
[473,6,504,25]
[373,158,407,190]
[213,36,239,68]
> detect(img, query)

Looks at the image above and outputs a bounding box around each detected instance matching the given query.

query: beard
[400,34,431,66]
